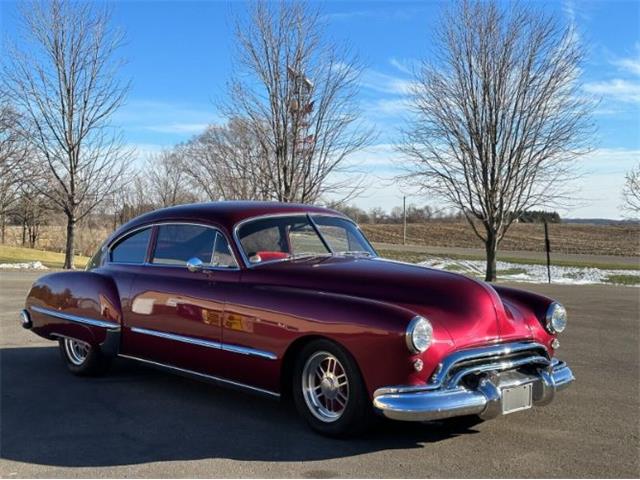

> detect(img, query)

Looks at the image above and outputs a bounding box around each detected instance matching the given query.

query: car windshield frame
[233,213,377,268]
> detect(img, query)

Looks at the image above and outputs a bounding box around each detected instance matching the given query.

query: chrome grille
[429,342,551,389]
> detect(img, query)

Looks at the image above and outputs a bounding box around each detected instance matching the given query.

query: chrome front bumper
[373,343,574,422]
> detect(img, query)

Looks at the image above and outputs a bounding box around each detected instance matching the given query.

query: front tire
[293,339,373,437]
[58,338,111,376]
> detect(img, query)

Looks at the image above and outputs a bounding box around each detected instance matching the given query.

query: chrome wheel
[302,351,350,423]
[63,338,90,366]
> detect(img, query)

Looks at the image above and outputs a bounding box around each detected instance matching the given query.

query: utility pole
[403,195,407,245]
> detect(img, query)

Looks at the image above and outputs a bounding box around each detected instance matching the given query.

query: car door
[122,222,241,377]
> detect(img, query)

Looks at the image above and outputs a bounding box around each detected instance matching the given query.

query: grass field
[0,245,88,269]
[603,273,640,285]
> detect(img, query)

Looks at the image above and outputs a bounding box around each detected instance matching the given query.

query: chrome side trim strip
[130,326,278,360]
[131,326,222,349]
[222,343,278,361]
[31,306,120,330]
[118,354,280,398]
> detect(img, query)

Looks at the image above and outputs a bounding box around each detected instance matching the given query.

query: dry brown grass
[3,221,639,258]
[361,222,640,257]
[3,225,110,257]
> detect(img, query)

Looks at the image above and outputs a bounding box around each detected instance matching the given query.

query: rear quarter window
[110,228,151,264]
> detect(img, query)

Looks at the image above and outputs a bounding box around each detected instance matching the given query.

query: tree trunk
[64,214,76,269]
[0,213,5,244]
[484,230,498,282]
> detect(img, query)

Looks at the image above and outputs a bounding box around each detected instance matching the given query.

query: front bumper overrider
[373,342,574,422]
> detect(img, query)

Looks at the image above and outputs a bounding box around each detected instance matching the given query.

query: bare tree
[0,95,30,243]
[183,118,273,201]
[14,184,50,248]
[146,150,200,208]
[399,0,593,281]
[622,163,640,216]
[104,172,156,230]
[223,1,372,204]
[3,0,130,268]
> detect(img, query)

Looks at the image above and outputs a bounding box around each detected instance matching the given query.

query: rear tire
[292,339,373,437]
[58,338,111,376]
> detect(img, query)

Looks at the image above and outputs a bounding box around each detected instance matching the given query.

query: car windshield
[236,214,376,265]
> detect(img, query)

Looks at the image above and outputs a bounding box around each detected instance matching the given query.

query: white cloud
[584,79,640,103]
[388,57,416,76]
[584,45,640,104]
[345,143,400,168]
[115,100,221,134]
[363,98,411,120]
[339,144,640,218]
[578,148,640,174]
[613,56,640,76]
[324,5,432,22]
[359,60,417,126]
[361,69,415,95]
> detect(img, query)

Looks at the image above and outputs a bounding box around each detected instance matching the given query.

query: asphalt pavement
[1,270,638,478]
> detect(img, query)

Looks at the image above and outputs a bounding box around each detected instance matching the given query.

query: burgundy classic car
[20,201,573,436]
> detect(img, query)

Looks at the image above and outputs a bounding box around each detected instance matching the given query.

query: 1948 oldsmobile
[20,201,574,436]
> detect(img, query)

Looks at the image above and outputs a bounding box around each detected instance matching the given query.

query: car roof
[112,201,347,240]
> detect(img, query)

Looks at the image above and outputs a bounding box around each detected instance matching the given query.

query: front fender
[492,285,556,352]
[222,284,444,396]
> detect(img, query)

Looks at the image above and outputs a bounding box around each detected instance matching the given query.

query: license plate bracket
[501,383,533,414]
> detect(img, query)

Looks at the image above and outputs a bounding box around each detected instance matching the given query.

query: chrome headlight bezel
[405,316,433,354]
[545,302,567,334]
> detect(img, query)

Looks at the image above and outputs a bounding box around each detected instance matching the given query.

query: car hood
[245,256,535,348]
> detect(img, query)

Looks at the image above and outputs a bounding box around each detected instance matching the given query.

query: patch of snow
[418,258,639,286]
[0,261,48,270]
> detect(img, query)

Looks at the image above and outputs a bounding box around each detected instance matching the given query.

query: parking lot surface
[1,271,638,478]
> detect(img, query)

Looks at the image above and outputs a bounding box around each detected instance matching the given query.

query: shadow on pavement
[1,346,480,467]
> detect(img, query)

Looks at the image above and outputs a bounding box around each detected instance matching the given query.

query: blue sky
[2,0,639,218]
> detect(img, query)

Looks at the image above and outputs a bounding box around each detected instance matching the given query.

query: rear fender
[25,271,122,356]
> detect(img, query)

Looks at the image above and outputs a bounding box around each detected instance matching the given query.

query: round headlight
[546,302,567,334]
[405,316,433,354]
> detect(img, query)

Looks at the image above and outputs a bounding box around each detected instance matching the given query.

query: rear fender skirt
[24,270,124,355]
[29,305,121,356]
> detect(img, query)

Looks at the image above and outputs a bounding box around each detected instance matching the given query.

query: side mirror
[186,257,204,273]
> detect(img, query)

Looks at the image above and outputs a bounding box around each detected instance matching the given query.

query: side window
[211,233,238,268]
[110,228,151,264]
[152,224,217,266]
